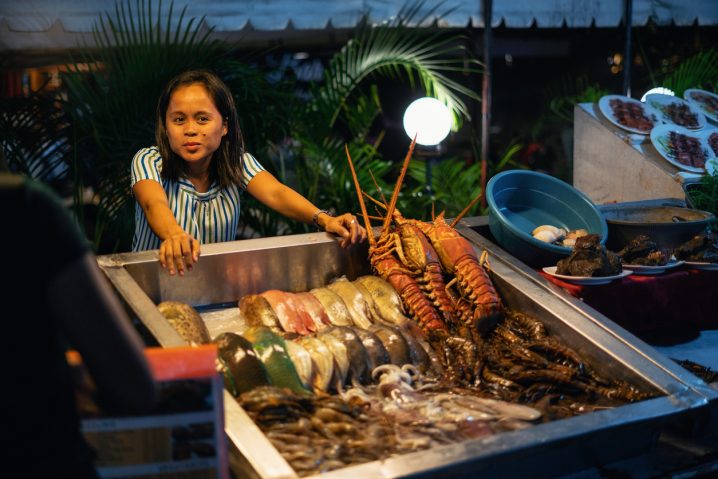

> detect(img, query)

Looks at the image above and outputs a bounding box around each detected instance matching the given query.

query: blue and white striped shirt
[130,146,265,251]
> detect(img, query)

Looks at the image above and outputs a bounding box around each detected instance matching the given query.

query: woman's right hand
[159,231,200,276]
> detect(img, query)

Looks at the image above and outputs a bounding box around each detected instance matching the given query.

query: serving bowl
[486,170,608,268]
[600,203,714,252]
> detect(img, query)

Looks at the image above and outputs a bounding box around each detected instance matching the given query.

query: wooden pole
[480,0,492,209]
[623,0,633,97]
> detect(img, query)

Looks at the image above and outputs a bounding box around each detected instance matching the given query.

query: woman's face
[165,83,227,167]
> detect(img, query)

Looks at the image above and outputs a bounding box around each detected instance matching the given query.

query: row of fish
[216,320,440,397]
[240,275,410,335]
[155,276,442,396]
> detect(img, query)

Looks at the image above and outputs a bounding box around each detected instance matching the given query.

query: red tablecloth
[539,267,718,337]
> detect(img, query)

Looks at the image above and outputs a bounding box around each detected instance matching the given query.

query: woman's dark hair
[155,70,246,187]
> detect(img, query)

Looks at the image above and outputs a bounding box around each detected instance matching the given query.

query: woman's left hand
[322,213,367,248]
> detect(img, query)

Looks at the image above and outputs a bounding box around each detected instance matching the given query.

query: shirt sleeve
[130,147,163,189]
[240,152,266,189]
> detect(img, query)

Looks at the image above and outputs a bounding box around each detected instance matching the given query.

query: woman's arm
[133,179,200,275]
[49,252,157,415]
[246,171,366,247]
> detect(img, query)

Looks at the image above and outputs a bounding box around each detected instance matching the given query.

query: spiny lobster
[361,193,462,337]
[345,140,449,338]
[345,140,495,382]
[413,210,504,337]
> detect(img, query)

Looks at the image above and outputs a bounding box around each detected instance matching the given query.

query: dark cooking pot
[601,204,714,252]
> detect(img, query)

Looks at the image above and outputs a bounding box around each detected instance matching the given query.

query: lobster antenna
[368,169,388,206]
[431,202,436,221]
[450,191,484,228]
[383,136,417,232]
[361,191,387,219]
[363,191,387,210]
[345,145,376,248]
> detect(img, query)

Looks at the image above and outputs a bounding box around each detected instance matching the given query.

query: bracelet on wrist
[312,209,332,230]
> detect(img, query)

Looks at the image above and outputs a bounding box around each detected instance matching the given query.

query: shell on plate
[532,225,562,237]
[532,225,568,244]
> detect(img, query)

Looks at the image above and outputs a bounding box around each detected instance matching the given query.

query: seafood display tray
[97,223,713,479]
[463,215,718,432]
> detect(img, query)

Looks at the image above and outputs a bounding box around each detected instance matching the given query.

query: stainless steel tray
[461,216,718,433]
[97,224,711,478]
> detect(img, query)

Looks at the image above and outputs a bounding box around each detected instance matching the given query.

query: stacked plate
[598,89,718,174]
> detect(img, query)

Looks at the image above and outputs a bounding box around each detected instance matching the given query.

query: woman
[131,69,366,276]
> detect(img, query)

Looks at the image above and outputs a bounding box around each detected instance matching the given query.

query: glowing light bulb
[403,97,452,146]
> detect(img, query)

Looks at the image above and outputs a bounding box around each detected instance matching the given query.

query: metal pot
[600,201,714,252]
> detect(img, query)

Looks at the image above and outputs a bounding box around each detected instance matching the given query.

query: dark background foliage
[1,1,716,253]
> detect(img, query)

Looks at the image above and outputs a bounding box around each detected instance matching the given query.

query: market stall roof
[1,0,716,52]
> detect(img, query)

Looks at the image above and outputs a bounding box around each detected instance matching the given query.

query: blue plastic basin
[486,170,608,268]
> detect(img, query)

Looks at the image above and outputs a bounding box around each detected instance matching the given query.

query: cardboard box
[70,346,228,479]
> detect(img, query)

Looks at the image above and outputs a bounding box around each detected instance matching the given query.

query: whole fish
[326,277,374,329]
[215,332,270,396]
[242,326,310,395]
[283,292,317,334]
[309,287,354,326]
[295,292,331,330]
[353,327,391,375]
[261,290,314,335]
[284,340,315,391]
[368,324,412,367]
[296,336,336,393]
[324,326,371,385]
[318,328,351,387]
[352,279,386,325]
[157,301,211,345]
[239,294,282,332]
[395,325,431,373]
[355,275,410,327]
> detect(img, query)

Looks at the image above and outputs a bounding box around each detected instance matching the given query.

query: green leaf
[661,49,718,97]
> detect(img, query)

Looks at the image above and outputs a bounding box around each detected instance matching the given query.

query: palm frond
[0,89,71,182]
[661,49,718,96]
[309,0,481,131]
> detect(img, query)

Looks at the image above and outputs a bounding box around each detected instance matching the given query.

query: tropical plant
[259,0,482,228]
[400,139,522,219]
[0,85,71,184]
[686,172,718,230]
[546,74,611,124]
[657,48,718,97]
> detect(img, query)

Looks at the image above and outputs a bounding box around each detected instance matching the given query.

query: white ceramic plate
[542,266,633,285]
[698,127,718,157]
[684,88,718,124]
[645,93,707,130]
[683,261,718,271]
[650,124,715,173]
[598,94,659,135]
[622,260,684,275]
